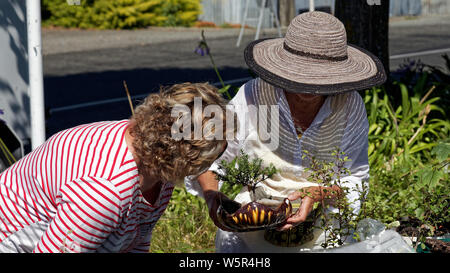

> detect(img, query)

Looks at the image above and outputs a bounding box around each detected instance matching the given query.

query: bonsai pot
[216,196,293,232]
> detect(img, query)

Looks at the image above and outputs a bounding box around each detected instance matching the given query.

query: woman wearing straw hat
[186,11,386,252]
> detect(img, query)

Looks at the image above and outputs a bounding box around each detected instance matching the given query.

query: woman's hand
[198,171,236,231]
[277,185,342,231]
[203,190,236,232]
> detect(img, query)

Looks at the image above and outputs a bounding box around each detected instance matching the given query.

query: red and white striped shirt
[0,120,174,253]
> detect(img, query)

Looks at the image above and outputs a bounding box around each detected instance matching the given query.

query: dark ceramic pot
[216,196,292,232]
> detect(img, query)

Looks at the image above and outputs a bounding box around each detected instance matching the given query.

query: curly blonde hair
[129,82,230,185]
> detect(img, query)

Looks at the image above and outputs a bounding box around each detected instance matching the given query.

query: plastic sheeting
[314,219,416,253]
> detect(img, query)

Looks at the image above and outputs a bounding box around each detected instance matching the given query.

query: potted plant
[214,150,292,232]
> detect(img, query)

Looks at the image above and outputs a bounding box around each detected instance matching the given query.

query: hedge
[42,0,202,29]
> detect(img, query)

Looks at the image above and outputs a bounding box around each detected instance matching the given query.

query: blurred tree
[41,0,201,29]
[334,0,390,74]
[278,0,296,27]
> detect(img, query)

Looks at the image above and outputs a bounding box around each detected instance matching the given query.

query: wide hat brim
[244,38,387,95]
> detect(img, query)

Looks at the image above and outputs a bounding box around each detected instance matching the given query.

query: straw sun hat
[244,11,387,95]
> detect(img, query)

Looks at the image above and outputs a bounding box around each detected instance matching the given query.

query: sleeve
[184,83,250,198]
[337,91,370,216]
[129,228,152,253]
[33,177,122,253]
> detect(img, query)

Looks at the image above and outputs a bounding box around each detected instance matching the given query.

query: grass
[150,181,243,252]
[150,187,217,253]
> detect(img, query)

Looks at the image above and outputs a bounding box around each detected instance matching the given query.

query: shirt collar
[276,87,333,130]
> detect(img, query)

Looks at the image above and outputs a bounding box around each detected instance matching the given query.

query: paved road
[389,15,450,69]
[43,27,277,136]
[42,15,450,137]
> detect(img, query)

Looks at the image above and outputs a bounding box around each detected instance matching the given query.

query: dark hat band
[283,42,348,62]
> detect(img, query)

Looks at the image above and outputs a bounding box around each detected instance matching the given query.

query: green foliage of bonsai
[215,150,277,197]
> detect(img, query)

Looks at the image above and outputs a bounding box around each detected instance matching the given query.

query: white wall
[421,0,450,15]
[200,0,276,28]
[200,0,450,26]
[0,0,31,150]
[295,0,334,13]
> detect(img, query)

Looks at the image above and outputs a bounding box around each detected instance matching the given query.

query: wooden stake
[123,80,135,116]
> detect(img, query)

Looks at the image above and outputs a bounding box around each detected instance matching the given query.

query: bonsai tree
[215,150,278,197]
[213,150,292,232]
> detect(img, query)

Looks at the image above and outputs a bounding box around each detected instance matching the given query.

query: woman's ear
[127,118,138,137]
[128,118,137,127]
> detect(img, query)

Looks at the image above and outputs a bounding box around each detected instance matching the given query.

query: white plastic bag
[315,218,416,253]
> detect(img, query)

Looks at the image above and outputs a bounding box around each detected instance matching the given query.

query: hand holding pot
[203,190,237,232]
[278,185,342,231]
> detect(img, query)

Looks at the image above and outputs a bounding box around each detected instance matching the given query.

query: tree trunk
[334,0,390,75]
[279,0,296,27]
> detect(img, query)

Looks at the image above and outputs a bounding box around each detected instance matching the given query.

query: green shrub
[363,140,449,242]
[362,64,449,240]
[390,56,450,121]
[42,0,202,29]
[364,84,449,170]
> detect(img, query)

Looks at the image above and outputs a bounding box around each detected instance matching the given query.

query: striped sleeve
[341,91,370,158]
[129,230,152,253]
[33,177,121,253]
[338,92,370,215]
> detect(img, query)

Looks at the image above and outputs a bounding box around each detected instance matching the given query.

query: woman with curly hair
[0,82,228,253]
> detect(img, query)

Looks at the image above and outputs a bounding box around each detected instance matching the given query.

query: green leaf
[420,243,427,251]
[431,141,450,161]
[399,83,411,117]
[218,85,231,94]
[415,207,425,219]
[413,72,428,95]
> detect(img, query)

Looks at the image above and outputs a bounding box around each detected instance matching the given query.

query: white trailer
[0,0,45,170]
